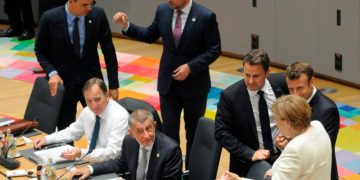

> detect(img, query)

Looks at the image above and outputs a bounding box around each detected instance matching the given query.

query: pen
[42,143,62,149]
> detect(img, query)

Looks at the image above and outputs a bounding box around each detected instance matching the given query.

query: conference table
[0,130,80,180]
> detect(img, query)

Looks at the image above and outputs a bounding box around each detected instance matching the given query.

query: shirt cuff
[88,165,94,174]
[49,70,58,78]
[123,22,130,32]
[44,135,55,144]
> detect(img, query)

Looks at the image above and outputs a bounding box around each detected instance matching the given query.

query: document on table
[34,144,75,163]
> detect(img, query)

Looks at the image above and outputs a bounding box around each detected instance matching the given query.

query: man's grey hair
[128,109,154,128]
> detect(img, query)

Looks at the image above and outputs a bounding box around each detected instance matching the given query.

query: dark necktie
[89,115,100,151]
[73,17,80,58]
[136,147,148,180]
[173,10,182,47]
[257,90,274,152]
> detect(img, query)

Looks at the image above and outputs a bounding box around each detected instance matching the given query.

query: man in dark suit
[35,0,119,131]
[215,49,289,177]
[279,61,339,180]
[69,109,183,180]
[113,0,221,166]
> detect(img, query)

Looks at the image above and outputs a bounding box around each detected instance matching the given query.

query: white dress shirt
[171,0,192,33]
[45,99,129,162]
[247,79,279,150]
[306,86,317,103]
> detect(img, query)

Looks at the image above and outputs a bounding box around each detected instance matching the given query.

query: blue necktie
[89,115,100,151]
[257,90,274,152]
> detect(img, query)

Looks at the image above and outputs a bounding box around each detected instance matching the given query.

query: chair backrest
[188,117,222,180]
[117,97,163,132]
[24,77,65,134]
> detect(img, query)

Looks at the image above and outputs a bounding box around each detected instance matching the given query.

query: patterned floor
[0,38,359,179]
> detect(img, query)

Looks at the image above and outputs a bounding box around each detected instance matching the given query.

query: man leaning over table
[33,78,129,162]
[69,109,183,180]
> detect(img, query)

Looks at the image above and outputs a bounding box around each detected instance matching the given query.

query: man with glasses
[33,78,129,162]
[35,0,119,131]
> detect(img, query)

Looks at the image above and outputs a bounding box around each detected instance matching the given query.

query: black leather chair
[117,97,163,132]
[24,77,65,134]
[184,117,222,180]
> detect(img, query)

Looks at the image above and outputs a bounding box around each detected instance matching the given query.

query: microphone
[56,148,94,180]
[0,120,37,170]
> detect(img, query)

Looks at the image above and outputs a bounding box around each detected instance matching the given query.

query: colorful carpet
[0,37,359,179]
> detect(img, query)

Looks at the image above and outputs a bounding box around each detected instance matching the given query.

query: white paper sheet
[34,144,75,163]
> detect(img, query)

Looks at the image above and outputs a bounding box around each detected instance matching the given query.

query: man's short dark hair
[243,49,270,72]
[285,61,314,84]
[82,78,107,95]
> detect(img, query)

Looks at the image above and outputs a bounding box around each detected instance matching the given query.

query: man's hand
[172,64,191,81]
[113,12,129,29]
[265,169,272,179]
[218,170,242,180]
[275,134,289,150]
[69,166,91,180]
[60,148,81,160]
[252,149,270,161]
[109,88,119,100]
[33,138,47,149]
[48,74,63,96]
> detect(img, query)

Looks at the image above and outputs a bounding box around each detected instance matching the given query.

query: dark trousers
[160,83,208,168]
[4,0,34,30]
[58,80,87,131]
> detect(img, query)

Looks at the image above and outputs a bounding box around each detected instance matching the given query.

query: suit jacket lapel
[269,83,285,98]
[165,8,177,50]
[178,3,199,48]
[58,8,73,55]
[131,143,140,178]
[83,15,93,59]
[309,91,320,109]
[146,133,159,179]
[240,81,258,139]
[58,8,81,60]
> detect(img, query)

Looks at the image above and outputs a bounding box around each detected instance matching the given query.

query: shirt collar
[179,0,192,14]
[306,86,317,103]
[96,99,112,120]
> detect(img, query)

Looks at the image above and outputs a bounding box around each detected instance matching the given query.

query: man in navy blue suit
[35,0,119,131]
[113,0,221,167]
[215,49,289,177]
[277,61,340,180]
[69,109,183,180]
